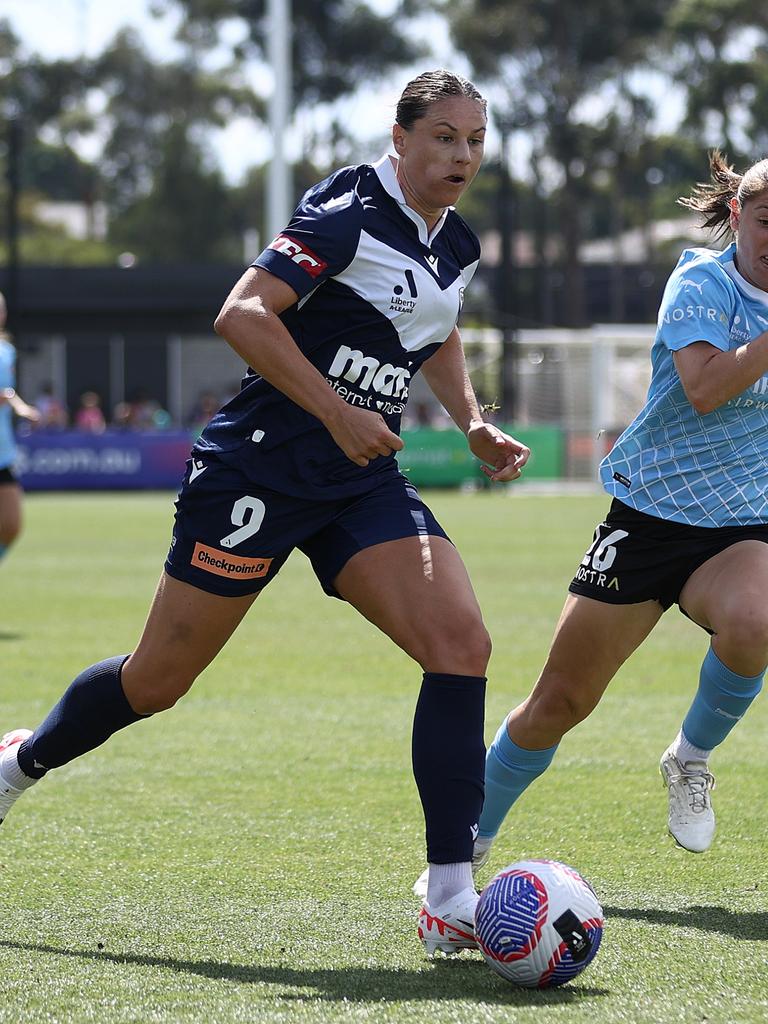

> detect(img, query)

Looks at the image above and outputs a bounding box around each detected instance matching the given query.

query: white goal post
[457,324,655,482]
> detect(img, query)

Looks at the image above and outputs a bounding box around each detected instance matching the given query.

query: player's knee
[124,668,197,715]
[527,673,595,732]
[418,617,491,675]
[716,600,768,660]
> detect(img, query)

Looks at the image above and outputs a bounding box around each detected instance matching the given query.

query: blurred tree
[432,0,670,325]
[156,0,428,106]
[92,27,259,217]
[665,2,768,159]
[109,122,242,262]
[0,19,118,264]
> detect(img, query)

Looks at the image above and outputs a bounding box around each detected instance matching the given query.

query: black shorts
[569,499,768,610]
[165,454,449,598]
[0,466,18,486]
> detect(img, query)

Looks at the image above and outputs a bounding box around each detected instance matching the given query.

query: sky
[2,0,462,184]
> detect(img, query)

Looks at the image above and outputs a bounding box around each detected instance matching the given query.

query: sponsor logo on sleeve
[663,304,719,324]
[267,234,328,278]
[191,542,272,579]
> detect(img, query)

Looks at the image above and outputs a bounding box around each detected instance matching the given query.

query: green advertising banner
[397,425,564,487]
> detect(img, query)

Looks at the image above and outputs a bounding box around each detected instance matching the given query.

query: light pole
[496,114,517,422]
[266,0,293,242]
[5,111,21,337]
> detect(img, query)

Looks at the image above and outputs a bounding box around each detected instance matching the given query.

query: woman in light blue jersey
[0,292,40,565]
[473,150,768,867]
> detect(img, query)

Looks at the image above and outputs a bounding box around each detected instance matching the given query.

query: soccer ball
[474,859,604,988]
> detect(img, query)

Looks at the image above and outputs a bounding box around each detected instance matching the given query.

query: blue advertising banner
[16,431,193,490]
[15,425,565,490]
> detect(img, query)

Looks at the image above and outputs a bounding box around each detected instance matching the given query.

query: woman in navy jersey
[470,151,768,871]
[0,70,529,955]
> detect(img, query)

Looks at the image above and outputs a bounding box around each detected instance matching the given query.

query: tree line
[2,0,767,325]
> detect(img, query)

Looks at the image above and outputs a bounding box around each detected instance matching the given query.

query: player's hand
[468,422,530,483]
[326,404,405,467]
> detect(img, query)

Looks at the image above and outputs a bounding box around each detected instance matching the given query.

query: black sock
[17,655,147,779]
[412,672,486,864]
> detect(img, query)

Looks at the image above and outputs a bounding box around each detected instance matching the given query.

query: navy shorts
[569,499,768,610]
[0,466,17,485]
[164,454,450,598]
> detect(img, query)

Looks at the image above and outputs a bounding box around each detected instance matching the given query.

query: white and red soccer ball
[474,859,604,988]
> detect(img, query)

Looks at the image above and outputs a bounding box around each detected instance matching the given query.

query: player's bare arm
[674,332,768,414]
[214,266,402,466]
[421,328,530,482]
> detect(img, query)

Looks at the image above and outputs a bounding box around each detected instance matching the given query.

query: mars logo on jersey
[327,344,411,399]
[268,234,328,278]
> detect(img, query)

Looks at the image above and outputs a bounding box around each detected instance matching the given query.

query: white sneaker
[417,886,479,955]
[0,729,33,825]
[660,746,716,853]
[412,838,494,899]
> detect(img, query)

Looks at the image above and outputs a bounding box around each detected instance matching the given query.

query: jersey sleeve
[657,258,733,353]
[0,342,15,390]
[252,169,364,299]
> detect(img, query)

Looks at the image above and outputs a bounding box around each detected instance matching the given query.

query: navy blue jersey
[196,154,480,498]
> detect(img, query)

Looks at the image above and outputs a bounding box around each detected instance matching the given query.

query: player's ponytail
[679,150,768,238]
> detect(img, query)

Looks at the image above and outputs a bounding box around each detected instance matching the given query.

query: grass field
[0,490,766,1024]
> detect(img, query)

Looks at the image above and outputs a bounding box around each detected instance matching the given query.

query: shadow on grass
[605,905,768,940]
[0,631,21,641]
[0,939,609,1004]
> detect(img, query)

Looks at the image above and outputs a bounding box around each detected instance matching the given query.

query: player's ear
[729,196,740,231]
[392,124,407,156]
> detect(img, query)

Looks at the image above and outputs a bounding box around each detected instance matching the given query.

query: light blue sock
[478,718,558,839]
[682,647,763,751]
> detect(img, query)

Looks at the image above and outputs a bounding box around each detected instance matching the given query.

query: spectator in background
[128,391,172,431]
[74,391,106,434]
[33,382,68,430]
[112,392,172,431]
[111,401,133,431]
[0,291,40,566]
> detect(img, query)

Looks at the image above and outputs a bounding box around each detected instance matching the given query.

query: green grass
[0,490,766,1023]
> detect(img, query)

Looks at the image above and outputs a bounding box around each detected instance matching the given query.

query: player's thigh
[128,455,307,710]
[539,593,663,698]
[333,534,490,674]
[0,479,22,542]
[123,571,259,712]
[507,594,663,745]
[679,538,768,644]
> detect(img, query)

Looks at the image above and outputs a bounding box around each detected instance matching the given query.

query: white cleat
[412,837,494,900]
[417,886,479,956]
[660,746,716,853]
[0,729,32,825]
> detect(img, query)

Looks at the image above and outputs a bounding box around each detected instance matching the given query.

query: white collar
[372,153,450,245]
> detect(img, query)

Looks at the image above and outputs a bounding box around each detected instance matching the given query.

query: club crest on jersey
[268,234,328,278]
[390,269,418,313]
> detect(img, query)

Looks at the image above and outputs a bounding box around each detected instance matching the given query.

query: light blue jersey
[0,338,16,471]
[601,243,768,526]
